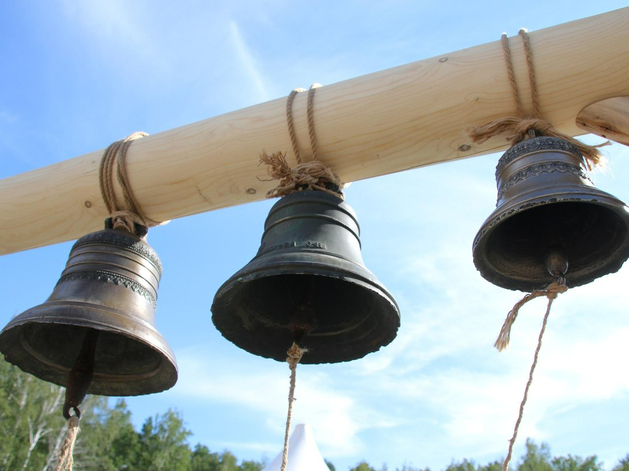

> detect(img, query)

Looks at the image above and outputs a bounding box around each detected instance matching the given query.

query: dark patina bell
[211,190,400,364]
[0,222,177,396]
[473,136,629,291]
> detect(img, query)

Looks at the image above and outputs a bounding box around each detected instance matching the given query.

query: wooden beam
[2,7,629,256]
[576,96,629,146]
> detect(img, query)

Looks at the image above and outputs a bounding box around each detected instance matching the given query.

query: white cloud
[171,345,399,458]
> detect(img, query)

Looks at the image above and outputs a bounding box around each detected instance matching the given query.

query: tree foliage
[0,357,627,471]
[612,455,629,471]
[0,357,264,471]
[441,441,603,471]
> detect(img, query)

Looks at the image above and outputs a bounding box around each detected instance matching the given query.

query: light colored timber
[2,8,629,256]
[576,96,629,146]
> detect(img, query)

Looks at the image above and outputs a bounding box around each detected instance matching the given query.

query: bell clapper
[63,329,100,419]
[544,245,569,279]
[289,277,317,344]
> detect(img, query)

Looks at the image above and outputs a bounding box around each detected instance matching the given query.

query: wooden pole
[576,97,629,146]
[2,8,629,256]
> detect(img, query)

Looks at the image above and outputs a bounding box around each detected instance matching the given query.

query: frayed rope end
[467,117,607,169]
[494,280,568,352]
[259,151,344,199]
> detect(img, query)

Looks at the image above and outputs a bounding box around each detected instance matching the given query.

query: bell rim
[474,189,629,249]
[0,302,178,396]
[473,191,629,291]
[212,266,400,364]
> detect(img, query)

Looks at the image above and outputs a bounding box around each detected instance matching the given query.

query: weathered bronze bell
[473,136,629,291]
[211,190,400,364]
[0,223,178,396]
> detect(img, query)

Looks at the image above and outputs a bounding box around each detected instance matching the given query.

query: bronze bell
[0,222,178,396]
[473,136,629,291]
[211,190,400,364]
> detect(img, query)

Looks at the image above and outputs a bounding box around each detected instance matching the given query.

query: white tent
[262,424,330,471]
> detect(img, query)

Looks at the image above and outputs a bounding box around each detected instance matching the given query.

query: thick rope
[501,33,523,119]
[286,88,307,164]
[519,29,541,120]
[496,279,567,471]
[468,29,605,168]
[98,132,160,235]
[501,297,553,471]
[280,343,306,471]
[307,83,322,161]
[52,415,80,471]
[262,84,344,199]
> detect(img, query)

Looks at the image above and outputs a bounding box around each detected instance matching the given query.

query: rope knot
[263,84,344,201]
[468,117,606,169]
[111,210,148,234]
[260,152,343,198]
[286,342,306,370]
[545,279,568,300]
[99,132,160,237]
[466,29,606,170]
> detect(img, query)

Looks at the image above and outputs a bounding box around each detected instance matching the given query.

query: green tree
[240,459,264,471]
[70,398,141,471]
[478,461,503,471]
[551,454,602,471]
[613,455,629,471]
[446,459,477,471]
[0,358,66,471]
[351,462,377,471]
[517,440,553,471]
[137,409,192,471]
[191,444,221,471]
[326,459,337,471]
[397,465,430,471]
[218,450,239,471]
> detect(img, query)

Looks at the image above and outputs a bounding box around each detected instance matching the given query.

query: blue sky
[1,1,629,470]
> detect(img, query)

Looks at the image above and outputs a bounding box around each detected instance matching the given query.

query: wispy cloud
[229,21,270,103]
[58,0,166,83]
[171,346,391,457]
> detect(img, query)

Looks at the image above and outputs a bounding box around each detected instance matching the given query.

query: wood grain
[576,96,629,146]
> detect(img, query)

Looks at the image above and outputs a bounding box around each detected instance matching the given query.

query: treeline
[2,357,628,471]
[347,441,629,471]
[0,358,263,471]
[348,439,629,471]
